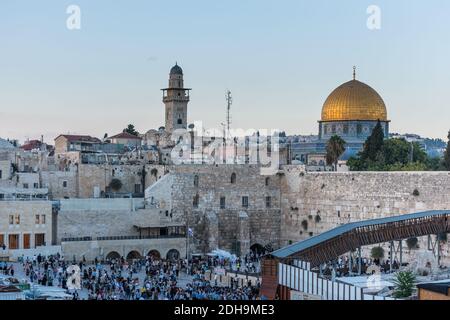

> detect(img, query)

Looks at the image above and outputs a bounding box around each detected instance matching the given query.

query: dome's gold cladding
[321,80,387,122]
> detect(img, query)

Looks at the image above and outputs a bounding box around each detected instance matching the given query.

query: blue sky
[1,0,449,143]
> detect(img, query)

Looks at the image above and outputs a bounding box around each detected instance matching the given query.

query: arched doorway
[250,243,265,255]
[147,250,161,260]
[126,250,142,261]
[106,251,121,261]
[166,249,180,261]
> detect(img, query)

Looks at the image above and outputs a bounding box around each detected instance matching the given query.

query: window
[357,124,362,134]
[0,234,4,246]
[9,215,14,225]
[33,183,39,189]
[35,234,45,247]
[343,124,349,134]
[266,196,272,208]
[63,181,68,188]
[134,184,141,193]
[0,170,2,179]
[8,234,19,250]
[41,215,46,225]
[35,215,40,224]
[265,177,270,186]
[231,173,237,184]
[193,194,199,208]
[242,196,249,208]
[220,197,226,209]
[23,183,29,189]
[23,234,31,249]
[194,175,199,187]
[177,119,183,125]
[15,215,20,225]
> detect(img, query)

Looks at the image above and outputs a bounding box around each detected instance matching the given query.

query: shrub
[301,220,308,231]
[371,246,384,259]
[308,214,313,220]
[393,271,416,299]
[412,189,420,196]
[406,237,419,250]
[109,178,123,191]
[315,215,321,223]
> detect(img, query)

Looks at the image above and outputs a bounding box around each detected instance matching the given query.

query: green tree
[361,120,385,162]
[124,124,139,136]
[406,237,419,251]
[393,271,416,299]
[326,135,346,171]
[444,131,450,170]
[371,246,384,260]
[349,136,432,172]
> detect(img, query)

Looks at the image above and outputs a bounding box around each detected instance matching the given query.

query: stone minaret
[162,63,191,133]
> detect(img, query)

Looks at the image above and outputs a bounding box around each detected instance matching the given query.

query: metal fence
[278,262,397,301]
[61,234,186,242]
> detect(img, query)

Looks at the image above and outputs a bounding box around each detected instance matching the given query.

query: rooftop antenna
[353,66,357,80]
[226,90,232,138]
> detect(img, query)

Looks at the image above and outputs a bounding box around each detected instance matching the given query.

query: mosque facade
[291,68,390,166]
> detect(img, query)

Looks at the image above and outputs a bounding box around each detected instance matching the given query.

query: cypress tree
[361,120,385,161]
[444,130,450,170]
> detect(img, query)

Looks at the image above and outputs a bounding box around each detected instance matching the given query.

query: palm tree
[326,135,346,171]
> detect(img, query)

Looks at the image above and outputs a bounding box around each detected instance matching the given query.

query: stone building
[56,198,186,261]
[106,132,142,148]
[0,200,53,250]
[54,134,102,155]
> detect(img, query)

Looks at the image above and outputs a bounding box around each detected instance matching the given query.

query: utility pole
[226,90,232,139]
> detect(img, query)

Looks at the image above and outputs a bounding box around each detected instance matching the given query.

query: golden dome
[321,79,387,122]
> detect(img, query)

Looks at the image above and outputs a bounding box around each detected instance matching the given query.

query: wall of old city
[75,164,164,198]
[56,198,147,242]
[147,164,283,253]
[280,170,450,247]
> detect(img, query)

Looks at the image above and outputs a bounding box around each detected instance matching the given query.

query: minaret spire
[353,66,356,80]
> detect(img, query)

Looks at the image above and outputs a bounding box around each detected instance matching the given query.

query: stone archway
[147,249,161,260]
[250,243,265,255]
[106,251,121,261]
[166,249,180,261]
[126,250,142,261]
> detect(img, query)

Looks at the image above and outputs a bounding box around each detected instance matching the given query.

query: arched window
[231,173,236,184]
[194,175,199,187]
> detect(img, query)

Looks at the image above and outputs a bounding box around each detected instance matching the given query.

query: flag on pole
[188,228,194,237]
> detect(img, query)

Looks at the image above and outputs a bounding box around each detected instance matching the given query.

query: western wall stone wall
[146,164,282,254]
[280,170,450,247]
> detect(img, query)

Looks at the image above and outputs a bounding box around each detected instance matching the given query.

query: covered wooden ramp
[261,210,450,299]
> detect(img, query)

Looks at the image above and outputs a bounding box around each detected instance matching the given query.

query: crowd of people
[2,252,262,300]
[321,255,405,278]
